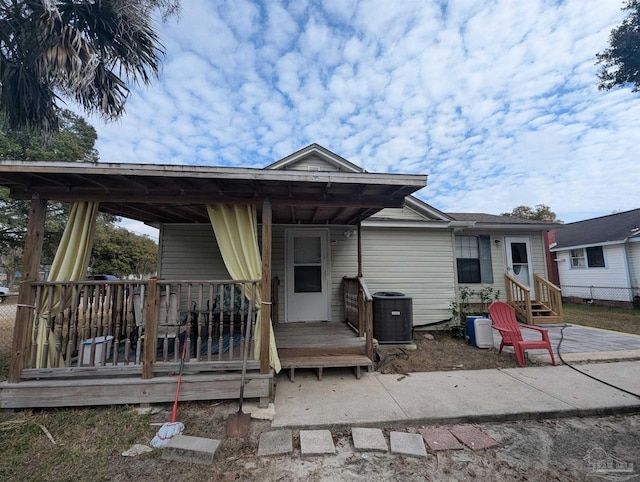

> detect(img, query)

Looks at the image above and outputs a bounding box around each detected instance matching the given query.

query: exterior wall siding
[555,244,633,301]
[158,224,229,280]
[359,227,456,327]
[369,207,431,222]
[456,230,547,302]
[159,223,456,328]
[282,155,342,172]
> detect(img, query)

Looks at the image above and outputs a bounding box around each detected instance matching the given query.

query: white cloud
[89,0,640,223]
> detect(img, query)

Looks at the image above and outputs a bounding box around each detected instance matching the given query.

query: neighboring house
[549,209,640,305]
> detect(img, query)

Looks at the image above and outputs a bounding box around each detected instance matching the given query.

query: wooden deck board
[0,371,272,409]
[274,322,373,379]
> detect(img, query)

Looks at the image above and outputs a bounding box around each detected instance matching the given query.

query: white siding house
[550,209,640,304]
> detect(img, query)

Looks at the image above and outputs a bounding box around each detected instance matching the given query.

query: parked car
[86,274,119,281]
[0,286,9,303]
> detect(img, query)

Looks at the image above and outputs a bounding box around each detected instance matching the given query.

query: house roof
[551,208,640,250]
[447,213,556,230]
[0,154,427,226]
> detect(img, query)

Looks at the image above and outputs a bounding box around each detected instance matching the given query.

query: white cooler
[468,318,494,349]
[82,335,114,365]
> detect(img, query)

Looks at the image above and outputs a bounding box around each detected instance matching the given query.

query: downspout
[623,238,634,303]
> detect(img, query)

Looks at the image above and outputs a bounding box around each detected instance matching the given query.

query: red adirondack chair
[487,301,557,367]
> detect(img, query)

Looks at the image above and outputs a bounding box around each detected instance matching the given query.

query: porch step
[277,346,367,358]
[279,354,374,382]
[531,315,564,325]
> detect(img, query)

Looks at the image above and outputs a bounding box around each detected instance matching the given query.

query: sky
[87,1,640,238]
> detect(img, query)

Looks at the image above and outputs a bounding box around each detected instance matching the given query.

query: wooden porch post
[357,221,362,278]
[142,278,159,379]
[9,195,47,383]
[260,199,272,374]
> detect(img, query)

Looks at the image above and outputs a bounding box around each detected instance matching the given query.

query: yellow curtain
[206,204,281,373]
[35,201,99,368]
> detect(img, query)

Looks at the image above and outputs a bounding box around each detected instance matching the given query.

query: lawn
[562,302,640,335]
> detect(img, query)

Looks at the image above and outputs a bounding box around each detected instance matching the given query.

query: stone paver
[258,430,293,456]
[300,430,336,455]
[449,425,499,451]
[419,427,464,451]
[389,432,427,458]
[352,427,388,452]
[161,435,221,465]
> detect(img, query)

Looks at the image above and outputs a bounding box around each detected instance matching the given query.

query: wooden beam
[142,279,159,379]
[9,196,46,383]
[0,372,272,408]
[9,187,408,209]
[260,199,272,374]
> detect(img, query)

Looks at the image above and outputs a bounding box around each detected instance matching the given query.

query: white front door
[505,237,534,293]
[285,229,331,322]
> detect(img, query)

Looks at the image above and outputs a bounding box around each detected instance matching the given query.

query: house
[549,209,640,306]
[0,144,561,408]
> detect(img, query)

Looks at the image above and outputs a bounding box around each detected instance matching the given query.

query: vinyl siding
[556,244,632,301]
[159,224,229,280]
[369,206,431,222]
[457,231,547,301]
[159,223,456,327]
[281,155,342,172]
[359,227,456,327]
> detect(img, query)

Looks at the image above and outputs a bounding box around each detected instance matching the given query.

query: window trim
[570,246,605,269]
[455,235,493,284]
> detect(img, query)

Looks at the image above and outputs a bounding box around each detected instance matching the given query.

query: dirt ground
[120,404,640,481]
[375,330,525,374]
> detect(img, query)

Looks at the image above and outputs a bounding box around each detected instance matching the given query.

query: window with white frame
[570,246,605,268]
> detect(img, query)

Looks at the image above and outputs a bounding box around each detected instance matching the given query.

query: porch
[0,153,426,409]
[505,273,564,325]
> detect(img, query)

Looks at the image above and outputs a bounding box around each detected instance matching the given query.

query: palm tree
[0,0,177,132]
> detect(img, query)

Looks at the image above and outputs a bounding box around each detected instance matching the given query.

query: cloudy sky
[89,0,640,236]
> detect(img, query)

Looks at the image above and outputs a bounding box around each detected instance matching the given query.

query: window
[586,246,605,267]
[455,235,493,284]
[456,236,481,283]
[570,246,605,268]
[570,249,585,268]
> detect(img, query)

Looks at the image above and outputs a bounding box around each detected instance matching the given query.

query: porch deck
[275,321,374,381]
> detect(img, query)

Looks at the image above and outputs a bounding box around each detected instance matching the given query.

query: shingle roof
[447,212,552,225]
[552,208,640,249]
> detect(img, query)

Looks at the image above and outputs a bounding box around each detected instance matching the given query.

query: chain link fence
[561,285,640,307]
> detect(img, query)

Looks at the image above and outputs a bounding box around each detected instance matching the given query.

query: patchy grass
[0,406,154,481]
[563,303,640,335]
[0,402,264,481]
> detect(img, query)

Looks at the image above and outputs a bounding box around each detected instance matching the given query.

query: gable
[274,154,346,172]
[265,143,362,172]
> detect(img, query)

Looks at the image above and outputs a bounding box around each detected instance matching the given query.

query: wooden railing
[343,277,374,362]
[504,274,533,324]
[9,278,260,382]
[534,274,564,320]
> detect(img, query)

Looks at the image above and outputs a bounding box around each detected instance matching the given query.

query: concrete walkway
[272,360,640,428]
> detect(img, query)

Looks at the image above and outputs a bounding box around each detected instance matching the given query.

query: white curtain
[206,204,281,373]
[35,201,99,368]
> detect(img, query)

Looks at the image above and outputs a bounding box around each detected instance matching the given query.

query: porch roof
[0,160,427,225]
